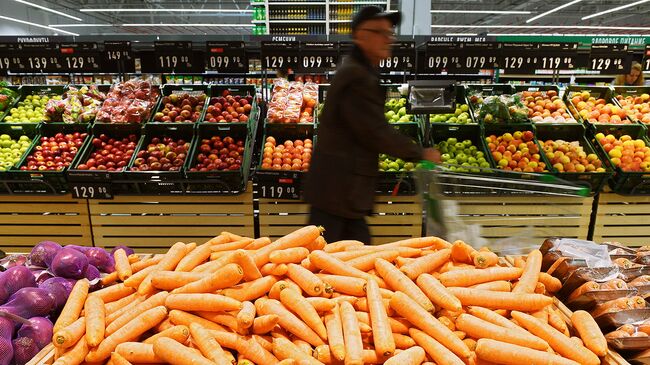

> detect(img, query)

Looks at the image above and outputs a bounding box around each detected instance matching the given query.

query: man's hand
[422,148,441,163]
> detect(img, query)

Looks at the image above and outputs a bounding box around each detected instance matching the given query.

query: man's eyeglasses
[358,28,396,38]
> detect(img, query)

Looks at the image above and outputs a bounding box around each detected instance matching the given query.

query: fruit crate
[428,85,476,126]
[589,125,650,195]
[150,84,210,124]
[67,123,142,194]
[255,123,314,199]
[3,85,66,124]
[207,84,258,130]
[184,123,253,194]
[0,85,21,123]
[377,123,422,195]
[123,123,195,195]
[0,124,39,194]
[465,84,530,126]
[535,123,613,195]
[611,86,650,126]
[564,85,641,133]
[513,84,581,125]
[8,123,90,194]
[93,83,161,126]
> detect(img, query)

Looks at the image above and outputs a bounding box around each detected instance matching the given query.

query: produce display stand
[593,190,650,247]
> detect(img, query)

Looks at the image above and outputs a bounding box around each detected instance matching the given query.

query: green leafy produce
[384,97,413,123]
[429,104,473,124]
[435,138,490,172]
[469,93,529,124]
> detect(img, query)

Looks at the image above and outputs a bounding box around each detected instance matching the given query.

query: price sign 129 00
[70,184,112,199]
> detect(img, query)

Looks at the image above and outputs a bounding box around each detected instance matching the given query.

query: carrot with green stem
[384,346,426,365]
[375,258,435,312]
[54,279,90,333]
[417,273,462,312]
[339,301,363,365]
[272,338,323,365]
[84,295,105,347]
[257,298,325,346]
[253,225,323,267]
[317,274,366,296]
[308,250,386,287]
[105,291,169,335]
[513,250,542,294]
[455,313,549,350]
[286,263,325,296]
[172,263,243,294]
[389,291,471,360]
[346,250,400,272]
[511,311,600,365]
[86,306,168,362]
[439,267,523,287]
[409,328,465,365]
[280,288,328,341]
[189,323,232,365]
[114,249,133,281]
[153,337,214,365]
[53,337,89,365]
[571,310,607,357]
[142,325,189,345]
[446,287,552,311]
[53,317,85,349]
[366,278,395,357]
[165,293,242,312]
[477,339,579,365]
[400,249,451,280]
[221,275,278,302]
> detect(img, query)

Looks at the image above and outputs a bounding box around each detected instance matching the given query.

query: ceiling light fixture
[431,24,650,31]
[14,0,82,21]
[48,24,113,27]
[526,0,583,23]
[0,15,79,36]
[81,8,253,13]
[432,10,530,14]
[122,23,254,27]
[581,0,650,20]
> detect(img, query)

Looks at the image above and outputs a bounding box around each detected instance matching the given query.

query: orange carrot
[456,313,549,350]
[446,287,552,311]
[260,263,288,276]
[53,317,85,349]
[440,267,523,287]
[237,301,256,330]
[466,307,526,333]
[189,323,232,365]
[270,247,310,264]
[252,315,280,335]
[567,281,600,302]
[470,281,512,292]
[323,307,345,361]
[150,271,204,291]
[306,297,336,312]
[131,255,164,273]
[463,338,477,352]
[84,295,105,348]
[195,312,239,331]
[86,306,168,362]
[472,250,499,269]
[513,250,542,294]
[546,306,569,337]
[91,283,135,304]
[381,236,451,249]
[111,351,134,365]
[153,337,214,365]
[208,330,279,364]
[324,240,364,253]
[104,292,138,315]
[366,278,395,357]
[317,274,366,296]
[212,238,255,253]
[123,265,158,289]
[339,301,363,365]
[375,258,434,312]
[355,297,394,316]
[165,293,242,312]
[244,237,272,250]
[253,225,323,267]
[538,273,562,293]
[346,250,400,272]
[176,236,227,272]
[286,263,325,296]
[392,333,416,349]
[475,338,580,365]
[511,311,600,365]
[514,257,526,268]
[571,310,607,357]
[309,251,386,287]
[417,273,462,312]
[279,288,328,341]
[390,292,471,360]
[169,310,225,331]
[221,231,245,241]
[114,249,133,281]
[272,337,321,365]
[400,249,451,280]
[106,291,169,335]
[54,279,90,333]
[143,325,190,345]
[292,339,312,355]
[53,337,89,365]
[185,242,197,253]
[438,316,455,331]
[257,298,324,347]
[410,328,465,365]
[115,342,163,364]
[101,272,119,286]
[221,276,278,302]
[269,280,302,300]
[451,240,477,264]
[156,242,188,271]
[172,263,243,294]
[106,296,143,325]
[384,346,426,365]
[233,250,262,281]
[305,236,327,252]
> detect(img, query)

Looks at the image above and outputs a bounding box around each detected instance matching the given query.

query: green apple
[441,153,450,162]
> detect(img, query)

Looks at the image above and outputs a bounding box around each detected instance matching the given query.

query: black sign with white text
[154,41,193,73]
[59,42,101,72]
[379,41,415,72]
[261,41,300,70]
[589,44,631,74]
[296,42,337,72]
[103,41,135,73]
[205,41,247,73]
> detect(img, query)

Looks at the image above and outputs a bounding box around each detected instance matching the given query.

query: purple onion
[50,248,88,279]
[0,337,13,365]
[3,288,55,318]
[0,266,36,304]
[39,278,74,310]
[32,270,54,286]
[84,265,100,282]
[82,247,114,273]
[17,317,52,349]
[28,241,62,268]
[111,245,134,256]
[12,337,38,365]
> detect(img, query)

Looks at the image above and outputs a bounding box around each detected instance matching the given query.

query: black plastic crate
[0,124,39,194]
[0,85,21,123]
[564,85,642,133]
[483,123,553,174]
[513,84,580,125]
[184,123,252,194]
[124,123,194,195]
[377,123,422,196]
[8,123,90,194]
[93,82,161,125]
[150,84,209,124]
[428,85,476,125]
[67,123,142,194]
[589,125,650,195]
[612,86,650,126]
[2,85,66,124]
[535,123,613,195]
[204,84,258,129]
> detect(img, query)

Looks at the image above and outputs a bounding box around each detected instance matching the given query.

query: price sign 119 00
[154,41,193,73]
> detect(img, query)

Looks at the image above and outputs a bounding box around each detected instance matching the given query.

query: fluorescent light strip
[81,8,253,13]
[445,33,478,36]
[122,23,254,27]
[0,15,78,36]
[14,0,82,21]
[431,24,650,30]
[432,10,530,14]
[488,33,650,36]
[49,24,113,27]
[582,0,650,20]
[526,0,583,23]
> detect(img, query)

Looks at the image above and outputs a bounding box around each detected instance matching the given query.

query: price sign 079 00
[206,41,247,73]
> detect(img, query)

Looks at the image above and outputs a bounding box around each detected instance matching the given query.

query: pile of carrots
[47,225,609,365]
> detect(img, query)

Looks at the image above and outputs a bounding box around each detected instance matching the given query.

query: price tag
[643,45,650,72]
[261,41,300,70]
[449,43,498,73]
[535,43,581,70]
[296,42,337,72]
[497,43,539,73]
[70,183,113,199]
[588,44,631,74]
[424,42,456,73]
[256,171,301,200]
[379,41,415,72]
[206,41,247,73]
[0,43,20,74]
[103,41,135,73]
[59,43,100,72]
[12,43,62,73]
[154,41,193,73]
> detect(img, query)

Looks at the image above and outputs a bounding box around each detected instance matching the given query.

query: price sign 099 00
[206,41,247,73]
[297,42,337,72]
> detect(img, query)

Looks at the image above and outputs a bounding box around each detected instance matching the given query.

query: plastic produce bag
[552,238,612,268]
